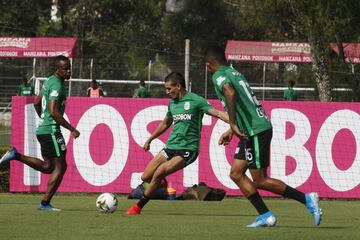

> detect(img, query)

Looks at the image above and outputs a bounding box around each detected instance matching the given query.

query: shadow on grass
[145,211,254,217]
[274,225,347,230]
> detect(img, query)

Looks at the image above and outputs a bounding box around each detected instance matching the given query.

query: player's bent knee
[229,171,241,183]
[42,164,54,173]
[141,174,151,183]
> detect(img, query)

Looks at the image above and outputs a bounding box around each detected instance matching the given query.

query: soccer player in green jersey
[126,72,229,215]
[133,80,150,98]
[17,76,35,96]
[0,55,80,211]
[284,80,298,101]
[204,47,322,227]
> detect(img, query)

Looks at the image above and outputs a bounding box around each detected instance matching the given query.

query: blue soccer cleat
[38,203,61,212]
[306,192,322,226]
[0,147,20,166]
[246,211,277,228]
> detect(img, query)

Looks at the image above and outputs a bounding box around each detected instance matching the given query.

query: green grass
[0,193,359,240]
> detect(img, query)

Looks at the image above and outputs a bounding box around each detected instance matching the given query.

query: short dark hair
[289,80,296,87]
[139,80,145,86]
[164,72,186,89]
[54,55,69,69]
[205,46,227,65]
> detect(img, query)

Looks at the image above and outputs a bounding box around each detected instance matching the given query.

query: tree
[0,0,52,36]
[280,0,360,101]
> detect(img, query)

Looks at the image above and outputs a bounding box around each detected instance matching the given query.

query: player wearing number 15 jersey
[205,46,322,228]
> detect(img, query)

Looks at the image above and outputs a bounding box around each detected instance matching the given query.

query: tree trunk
[335,35,346,64]
[308,32,332,102]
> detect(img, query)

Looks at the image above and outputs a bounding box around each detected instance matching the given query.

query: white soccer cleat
[305,192,322,226]
[246,211,277,228]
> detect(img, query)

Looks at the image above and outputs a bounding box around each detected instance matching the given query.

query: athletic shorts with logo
[234,129,272,169]
[160,148,198,166]
[37,132,67,159]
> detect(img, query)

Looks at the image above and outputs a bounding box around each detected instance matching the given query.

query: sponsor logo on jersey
[50,90,59,97]
[184,101,190,110]
[173,113,192,121]
[216,76,226,86]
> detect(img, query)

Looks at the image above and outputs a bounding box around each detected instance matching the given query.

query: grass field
[0,193,359,240]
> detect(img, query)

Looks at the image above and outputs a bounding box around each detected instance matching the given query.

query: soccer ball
[96,193,118,213]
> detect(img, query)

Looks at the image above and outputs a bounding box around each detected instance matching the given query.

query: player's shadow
[274,225,346,229]
[0,202,37,205]
[149,211,254,217]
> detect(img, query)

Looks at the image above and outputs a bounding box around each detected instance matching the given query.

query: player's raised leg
[126,155,185,215]
[0,147,20,165]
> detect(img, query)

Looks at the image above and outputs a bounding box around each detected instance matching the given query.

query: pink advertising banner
[225,40,312,63]
[10,97,360,198]
[0,37,78,58]
[331,43,360,64]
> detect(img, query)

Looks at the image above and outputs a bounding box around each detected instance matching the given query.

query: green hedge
[0,146,10,192]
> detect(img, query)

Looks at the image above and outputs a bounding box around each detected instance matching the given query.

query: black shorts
[36,132,67,159]
[160,148,199,167]
[234,129,272,169]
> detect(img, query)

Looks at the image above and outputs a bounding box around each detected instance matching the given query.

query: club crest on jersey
[184,101,190,110]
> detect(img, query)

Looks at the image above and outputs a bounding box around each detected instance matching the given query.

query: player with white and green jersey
[0,55,80,212]
[125,72,229,215]
[205,47,322,228]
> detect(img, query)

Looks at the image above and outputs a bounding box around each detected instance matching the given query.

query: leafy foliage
[0,0,359,100]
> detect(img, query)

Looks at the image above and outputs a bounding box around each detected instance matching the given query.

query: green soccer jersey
[284,87,298,101]
[166,92,212,151]
[36,75,66,135]
[133,86,150,98]
[211,66,272,136]
[18,83,34,96]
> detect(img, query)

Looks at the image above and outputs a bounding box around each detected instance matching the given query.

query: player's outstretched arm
[207,108,229,123]
[143,115,172,151]
[48,100,80,139]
